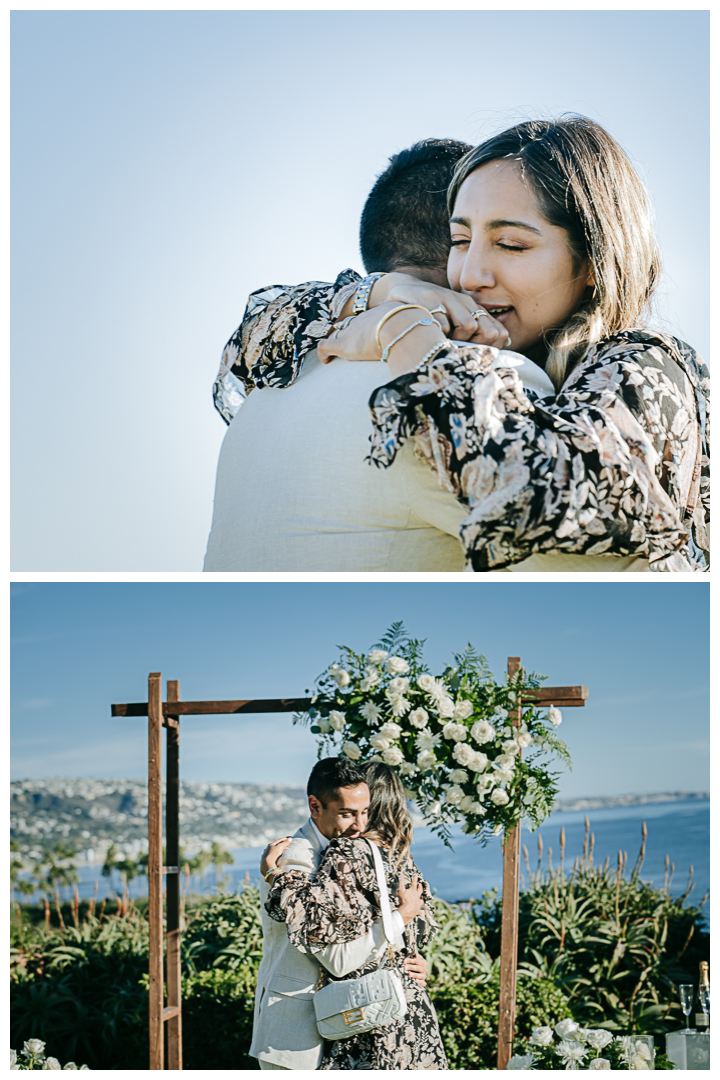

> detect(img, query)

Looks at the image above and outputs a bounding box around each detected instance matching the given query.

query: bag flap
[313,971,394,1022]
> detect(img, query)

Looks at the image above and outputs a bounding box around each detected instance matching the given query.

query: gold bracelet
[374,305,434,354]
[380,317,441,362]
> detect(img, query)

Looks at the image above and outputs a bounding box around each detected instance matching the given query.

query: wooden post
[165,680,182,1070]
[148,673,164,1071]
[497,657,523,1070]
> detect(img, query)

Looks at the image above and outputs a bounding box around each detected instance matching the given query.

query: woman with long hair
[263,763,447,1070]
[236,116,709,571]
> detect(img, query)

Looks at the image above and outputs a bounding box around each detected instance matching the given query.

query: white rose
[490,788,510,806]
[529,1026,554,1046]
[360,666,381,691]
[382,746,404,766]
[502,739,520,756]
[380,721,402,740]
[469,801,486,815]
[633,1042,652,1061]
[448,769,469,783]
[367,649,388,665]
[359,701,382,726]
[417,749,437,771]
[471,719,496,745]
[516,730,533,748]
[467,750,488,773]
[630,1057,650,1070]
[329,711,346,731]
[369,734,391,752]
[42,1059,62,1070]
[453,700,474,720]
[436,697,456,718]
[408,707,429,728]
[452,742,475,767]
[63,1066,79,1071]
[388,676,410,694]
[317,716,332,734]
[399,761,419,777]
[386,656,409,675]
[506,1054,536,1070]
[588,1060,611,1070]
[445,784,465,805]
[24,1042,46,1056]
[460,794,475,812]
[477,774,495,792]
[585,1030,612,1050]
[416,674,435,693]
[416,730,442,751]
[442,721,468,742]
[554,1019,579,1039]
[342,741,362,761]
[547,705,562,727]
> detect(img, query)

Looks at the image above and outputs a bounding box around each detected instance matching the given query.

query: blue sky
[11,582,709,798]
[11,10,709,571]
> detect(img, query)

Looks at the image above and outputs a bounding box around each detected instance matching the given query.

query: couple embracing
[251,757,447,1070]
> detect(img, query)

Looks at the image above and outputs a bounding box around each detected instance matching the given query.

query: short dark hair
[359,138,473,274]
[307,757,367,806]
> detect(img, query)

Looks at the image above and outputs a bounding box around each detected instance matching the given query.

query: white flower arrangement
[299,625,571,844]
[509,1021,656,1070]
[10,1041,90,1070]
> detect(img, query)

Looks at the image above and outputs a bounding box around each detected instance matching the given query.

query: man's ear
[308,795,321,819]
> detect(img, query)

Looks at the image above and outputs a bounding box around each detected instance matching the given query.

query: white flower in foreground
[360,667,381,691]
[342,741,362,761]
[317,717,332,734]
[416,730,442,751]
[385,690,411,716]
[633,1042,652,1061]
[471,719,495,745]
[379,721,402,740]
[554,1019,579,1039]
[459,794,475,812]
[506,1054,536,1070]
[445,785,465,805]
[502,739,520,756]
[516,730,533,748]
[10,1051,17,1068]
[452,742,476,767]
[547,705,562,727]
[529,1026,554,1046]
[386,655,409,675]
[630,1057,651,1070]
[367,649,388,665]
[63,1065,78,1071]
[416,749,438,771]
[490,788,510,806]
[416,674,436,694]
[454,699,474,720]
[408,707,429,729]
[399,761,419,777]
[492,765,515,784]
[588,1059,611,1070]
[448,769,469,783]
[467,750,488,773]
[443,721,468,742]
[477,774,495,792]
[469,801,486,815]
[367,755,383,763]
[329,711,346,731]
[359,701,382,726]
[425,677,448,703]
[383,746,404,766]
[24,1041,46,1057]
[388,676,410,694]
[585,1030,613,1050]
[556,1039,587,1066]
[436,697,456,718]
[43,1058,62,1070]
[369,734,391,752]
[328,665,351,688]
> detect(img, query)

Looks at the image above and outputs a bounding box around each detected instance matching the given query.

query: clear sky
[11,10,709,571]
[10,581,709,799]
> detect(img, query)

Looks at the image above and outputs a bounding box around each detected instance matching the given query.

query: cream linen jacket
[204,350,558,572]
[249,818,395,1069]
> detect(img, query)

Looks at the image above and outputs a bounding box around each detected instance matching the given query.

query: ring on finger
[471,309,490,319]
[429,305,447,316]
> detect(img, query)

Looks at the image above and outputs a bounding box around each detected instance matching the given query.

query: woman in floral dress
[218,117,709,572]
[265,764,448,1070]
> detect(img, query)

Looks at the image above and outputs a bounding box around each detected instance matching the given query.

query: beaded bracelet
[352,272,386,315]
[379,317,441,362]
[374,304,435,353]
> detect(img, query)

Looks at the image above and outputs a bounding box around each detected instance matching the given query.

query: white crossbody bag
[313,839,408,1040]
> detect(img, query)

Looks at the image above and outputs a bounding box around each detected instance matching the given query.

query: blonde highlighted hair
[447,116,662,389]
[362,762,413,871]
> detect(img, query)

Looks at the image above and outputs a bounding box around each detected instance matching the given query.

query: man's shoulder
[279,821,321,873]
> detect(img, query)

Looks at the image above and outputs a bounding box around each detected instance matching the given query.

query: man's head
[359,138,473,285]
[307,757,370,841]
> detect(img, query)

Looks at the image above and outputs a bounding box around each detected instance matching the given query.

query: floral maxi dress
[266,836,448,1070]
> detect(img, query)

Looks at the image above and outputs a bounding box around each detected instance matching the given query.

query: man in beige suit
[250,758,425,1069]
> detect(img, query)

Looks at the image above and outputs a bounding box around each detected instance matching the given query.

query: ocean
[65,798,709,922]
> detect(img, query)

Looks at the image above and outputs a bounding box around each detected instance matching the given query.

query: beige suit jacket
[249,818,392,1069]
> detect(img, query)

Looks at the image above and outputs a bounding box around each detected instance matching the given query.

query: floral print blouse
[213,271,709,572]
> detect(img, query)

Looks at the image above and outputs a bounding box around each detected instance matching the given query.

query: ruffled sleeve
[212,270,361,423]
[367,330,709,572]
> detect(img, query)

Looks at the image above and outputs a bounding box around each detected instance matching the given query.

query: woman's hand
[385,282,510,349]
[403,952,429,987]
[318,303,445,377]
[396,874,424,926]
[260,836,293,878]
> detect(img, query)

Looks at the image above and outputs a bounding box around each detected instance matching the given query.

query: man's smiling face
[309,782,370,840]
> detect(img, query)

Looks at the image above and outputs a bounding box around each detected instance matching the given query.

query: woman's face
[447,160,593,357]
